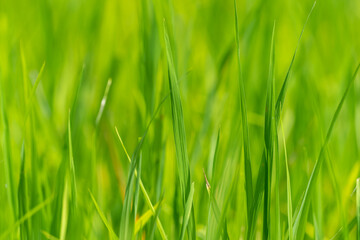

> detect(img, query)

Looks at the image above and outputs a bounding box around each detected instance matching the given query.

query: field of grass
[1,0,360,239]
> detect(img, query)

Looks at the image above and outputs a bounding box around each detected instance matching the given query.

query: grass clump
[1,0,360,239]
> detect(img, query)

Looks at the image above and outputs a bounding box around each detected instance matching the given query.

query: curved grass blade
[163,20,196,239]
[275,1,316,119]
[293,63,360,239]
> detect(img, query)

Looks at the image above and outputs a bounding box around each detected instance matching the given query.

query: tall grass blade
[68,110,77,209]
[234,0,253,219]
[115,95,168,240]
[119,157,136,240]
[163,20,196,239]
[357,178,360,239]
[179,182,195,240]
[249,3,316,238]
[293,63,360,239]
[280,114,293,240]
[18,143,30,240]
[275,1,316,118]
[263,21,276,240]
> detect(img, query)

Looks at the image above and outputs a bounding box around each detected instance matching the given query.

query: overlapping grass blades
[163,20,196,239]
[274,1,317,119]
[115,93,167,239]
[119,149,140,240]
[180,182,195,240]
[115,96,168,240]
[234,0,253,220]
[293,63,360,239]
[263,23,281,239]
[247,2,316,238]
[0,195,53,239]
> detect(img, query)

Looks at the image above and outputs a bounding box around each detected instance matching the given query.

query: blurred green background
[1,0,360,239]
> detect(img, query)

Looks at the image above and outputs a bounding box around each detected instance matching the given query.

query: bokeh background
[1,0,360,239]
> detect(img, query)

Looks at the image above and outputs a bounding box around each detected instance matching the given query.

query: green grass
[1,0,360,239]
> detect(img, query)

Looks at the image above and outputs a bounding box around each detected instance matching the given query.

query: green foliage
[1,0,360,239]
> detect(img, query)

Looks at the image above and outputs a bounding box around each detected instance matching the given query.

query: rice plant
[1,0,360,239]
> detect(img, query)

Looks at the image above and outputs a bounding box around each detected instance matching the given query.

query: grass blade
[95,78,112,127]
[0,80,17,220]
[249,3,316,238]
[179,182,195,240]
[293,63,360,239]
[115,95,168,240]
[59,181,69,240]
[280,112,293,240]
[263,21,276,240]
[89,190,118,240]
[0,195,53,240]
[18,143,30,240]
[68,110,77,210]
[119,147,139,239]
[134,202,161,235]
[234,0,253,218]
[275,1,316,119]
[357,178,360,239]
[163,20,196,239]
